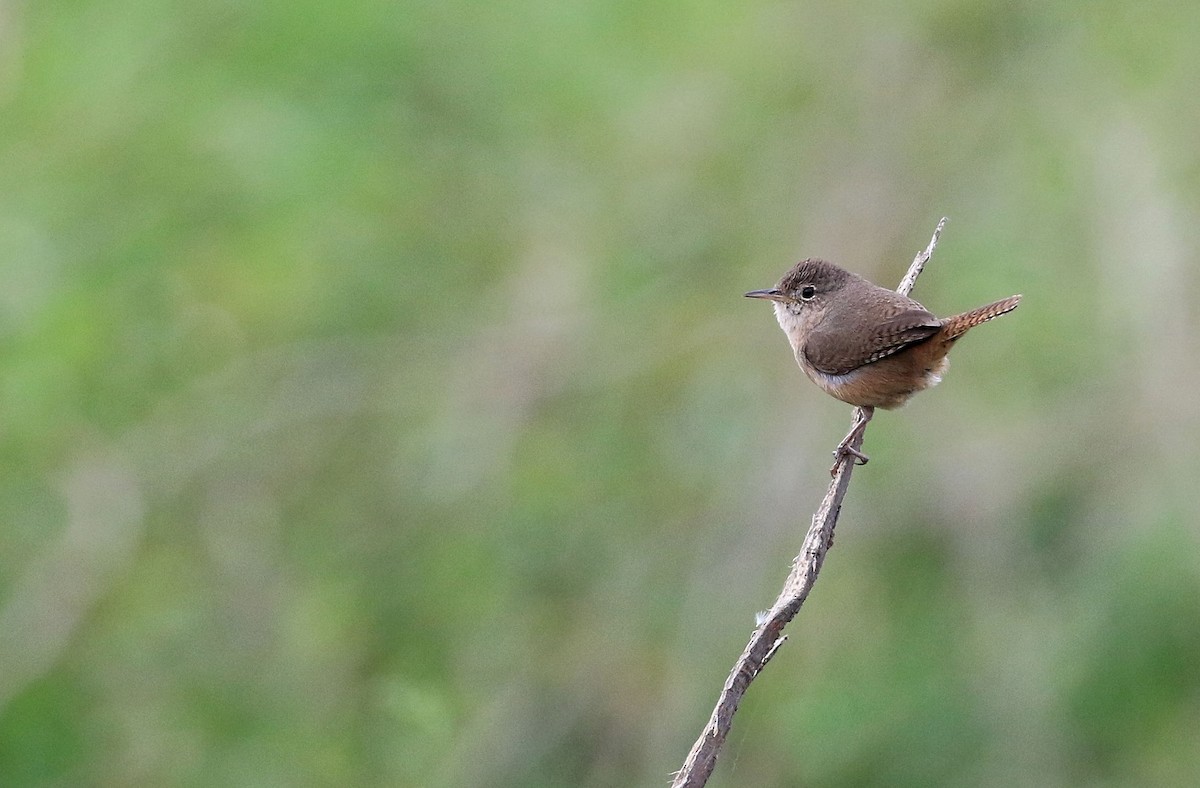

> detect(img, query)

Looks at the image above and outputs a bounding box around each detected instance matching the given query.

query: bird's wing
[804,305,941,376]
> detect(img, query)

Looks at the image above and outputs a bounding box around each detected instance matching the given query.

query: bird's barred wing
[803,307,941,376]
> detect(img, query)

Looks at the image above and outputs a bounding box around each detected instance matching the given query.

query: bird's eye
[800,285,817,300]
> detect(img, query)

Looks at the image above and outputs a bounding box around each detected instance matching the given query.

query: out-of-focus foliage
[1,1,1199,785]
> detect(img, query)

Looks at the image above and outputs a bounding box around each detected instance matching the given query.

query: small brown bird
[746,258,1021,473]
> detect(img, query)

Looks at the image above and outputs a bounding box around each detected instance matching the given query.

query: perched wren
[746,258,1021,473]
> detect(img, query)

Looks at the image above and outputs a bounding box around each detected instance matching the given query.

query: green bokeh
[1,2,1199,786]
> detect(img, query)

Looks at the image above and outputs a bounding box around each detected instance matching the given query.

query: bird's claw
[829,444,870,476]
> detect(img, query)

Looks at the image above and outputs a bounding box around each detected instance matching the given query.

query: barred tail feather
[940,294,1022,340]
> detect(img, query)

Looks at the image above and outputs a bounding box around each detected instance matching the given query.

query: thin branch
[897,216,946,297]
[670,218,948,788]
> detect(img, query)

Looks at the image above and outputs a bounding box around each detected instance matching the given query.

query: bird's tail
[940,294,1022,341]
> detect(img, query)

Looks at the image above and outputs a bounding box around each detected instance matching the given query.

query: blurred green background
[1,1,1199,786]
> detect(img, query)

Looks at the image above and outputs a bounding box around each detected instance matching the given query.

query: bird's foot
[829,407,874,477]
[829,442,869,476]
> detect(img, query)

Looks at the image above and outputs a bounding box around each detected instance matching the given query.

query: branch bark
[670,217,948,788]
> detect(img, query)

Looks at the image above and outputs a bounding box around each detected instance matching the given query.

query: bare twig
[670,218,948,788]
[896,216,945,297]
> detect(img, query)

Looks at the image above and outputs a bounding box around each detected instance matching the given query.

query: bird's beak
[744,288,785,301]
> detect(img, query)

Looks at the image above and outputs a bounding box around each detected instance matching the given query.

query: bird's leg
[830,406,874,476]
